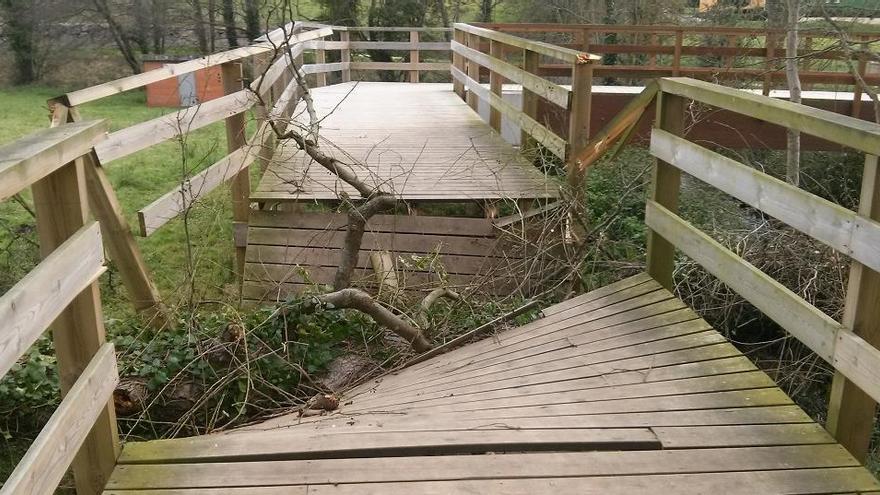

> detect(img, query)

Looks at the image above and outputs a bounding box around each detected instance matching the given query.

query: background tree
[223,0,239,47]
[0,0,40,84]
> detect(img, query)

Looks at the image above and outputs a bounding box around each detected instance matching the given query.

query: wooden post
[453,28,466,99]
[566,60,593,188]
[340,31,352,83]
[826,154,880,462]
[764,32,776,96]
[649,34,658,67]
[581,29,591,52]
[724,34,737,68]
[31,108,119,495]
[61,105,166,327]
[315,44,327,87]
[466,32,481,111]
[221,62,250,285]
[673,30,683,77]
[645,91,685,290]
[521,49,540,151]
[410,31,420,83]
[489,39,503,132]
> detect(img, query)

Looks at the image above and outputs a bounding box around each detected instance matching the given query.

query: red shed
[142,55,226,107]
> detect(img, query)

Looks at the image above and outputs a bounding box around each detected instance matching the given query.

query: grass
[0,85,247,316]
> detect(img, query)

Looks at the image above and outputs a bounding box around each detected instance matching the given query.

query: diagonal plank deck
[104,274,880,494]
[252,82,559,203]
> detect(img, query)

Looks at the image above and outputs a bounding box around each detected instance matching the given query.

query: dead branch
[334,194,397,290]
[418,288,461,329]
[317,288,431,352]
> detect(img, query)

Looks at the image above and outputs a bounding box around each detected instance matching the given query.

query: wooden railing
[47,23,332,318]
[297,21,452,84]
[0,121,119,495]
[478,23,880,116]
[451,23,600,187]
[643,77,880,461]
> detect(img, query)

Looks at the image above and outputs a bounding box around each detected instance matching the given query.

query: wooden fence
[0,121,119,495]
[642,77,880,462]
[451,23,600,186]
[477,22,880,116]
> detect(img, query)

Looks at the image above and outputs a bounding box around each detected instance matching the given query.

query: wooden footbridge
[3,21,880,495]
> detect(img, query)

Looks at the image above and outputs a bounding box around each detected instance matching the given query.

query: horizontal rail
[350,61,449,71]
[297,21,450,32]
[0,120,107,201]
[451,40,569,108]
[658,78,880,155]
[455,23,599,63]
[475,21,879,37]
[645,200,880,404]
[451,66,566,159]
[0,343,118,495]
[651,129,880,274]
[0,222,105,378]
[63,27,332,107]
[95,90,256,164]
[307,40,450,51]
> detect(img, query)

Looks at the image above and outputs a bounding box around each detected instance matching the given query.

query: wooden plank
[0,120,107,201]
[101,468,880,495]
[488,40,502,131]
[94,89,257,164]
[657,77,880,156]
[247,227,501,257]
[409,31,420,83]
[222,62,250,284]
[465,33,481,111]
[0,343,117,495]
[349,62,449,71]
[0,222,104,378]
[105,445,858,490]
[138,144,258,236]
[566,59,593,185]
[118,428,660,464]
[573,81,659,171]
[651,129,880,274]
[451,41,569,108]
[63,27,332,106]
[451,66,566,159]
[340,31,351,82]
[645,91,685,290]
[827,154,880,461]
[454,23,599,63]
[645,201,880,404]
[248,210,497,236]
[654,424,835,448]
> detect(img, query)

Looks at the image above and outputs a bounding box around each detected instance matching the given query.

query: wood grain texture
[107,275,878,493]
[1,343,118,495]
[0,119,107,201]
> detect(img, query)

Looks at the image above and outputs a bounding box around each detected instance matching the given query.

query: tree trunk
[91,0,142,74]
[480,0,493,21]
[208,0,217,51]
[243,0,261,41]
[222,0,238,47]
[191,0,209,54]
[784,0,801,186]
[0,0,38,84]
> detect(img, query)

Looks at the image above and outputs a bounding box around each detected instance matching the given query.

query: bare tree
[90,0,142,73]
[190,0,210,54]
[222,0,238,47]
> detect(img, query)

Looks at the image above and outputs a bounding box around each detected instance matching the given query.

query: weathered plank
[451,66,567,158]
[645,201,880,404]
[0,120,107,201]
[454,23,599,63]
[0,343,117,495]
[63,27,332,106]
[651,129,880,273]
[657,77,880,155]
[0,222,104,378]
[451,41,570,108]
[105,446,857,490]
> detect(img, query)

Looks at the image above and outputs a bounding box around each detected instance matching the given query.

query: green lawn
[0,85,245,318]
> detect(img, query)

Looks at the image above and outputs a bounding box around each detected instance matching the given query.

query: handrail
[643,76,880,462]
[0,123,119,494]
[455,23,599,64]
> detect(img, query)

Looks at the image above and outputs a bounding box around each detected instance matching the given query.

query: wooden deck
[252,82,559,203]
[104,274,880,494]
